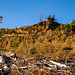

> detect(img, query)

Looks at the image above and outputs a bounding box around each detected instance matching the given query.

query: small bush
[30,44,36,54]
[63,47,73,50]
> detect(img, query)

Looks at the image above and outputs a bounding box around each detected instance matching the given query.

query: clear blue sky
[0,0,75,28]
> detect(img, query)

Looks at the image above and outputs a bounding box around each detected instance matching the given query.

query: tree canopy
[47,15,55,23]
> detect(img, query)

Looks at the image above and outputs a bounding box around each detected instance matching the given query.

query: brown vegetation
[0,16,75,61]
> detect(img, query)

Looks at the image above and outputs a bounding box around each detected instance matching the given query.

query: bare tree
[38,12,43,22]
[0,16,3,23]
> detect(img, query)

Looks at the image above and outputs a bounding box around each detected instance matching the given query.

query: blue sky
[0,0,75,28]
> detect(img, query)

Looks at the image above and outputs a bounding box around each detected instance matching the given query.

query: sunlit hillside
[0,16,75,60]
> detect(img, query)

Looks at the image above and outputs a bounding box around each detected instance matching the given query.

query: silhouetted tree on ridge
[47,15,55,23]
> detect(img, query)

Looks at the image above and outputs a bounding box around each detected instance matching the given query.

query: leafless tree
[38,13,43,22]
[0,16,3,23]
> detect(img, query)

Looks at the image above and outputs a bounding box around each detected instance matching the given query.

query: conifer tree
[72,19,75,24]
[47,15,55,23]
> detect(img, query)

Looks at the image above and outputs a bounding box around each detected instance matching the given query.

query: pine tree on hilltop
[47,15,55,23]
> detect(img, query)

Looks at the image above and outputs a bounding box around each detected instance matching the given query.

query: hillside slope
[0,20,75,60]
